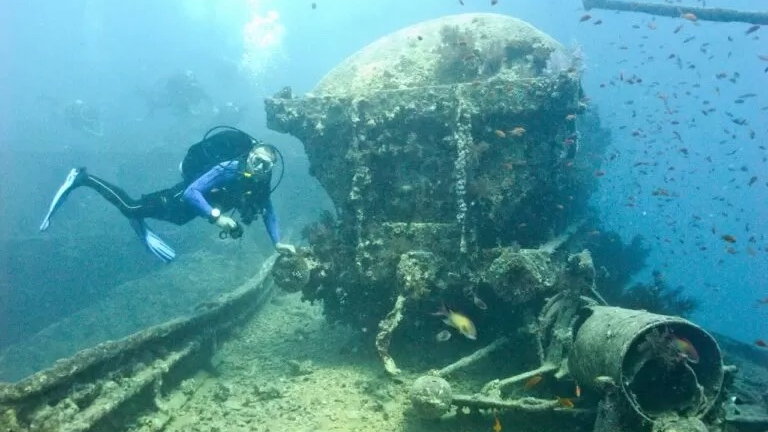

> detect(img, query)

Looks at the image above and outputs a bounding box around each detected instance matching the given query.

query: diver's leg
[40,167,177,262]
[136,183,197,224]
[41,167,178,224]
[85,177,196,225]
[78,172,148,219]
[127,185,198,263]
[86,181,184,262]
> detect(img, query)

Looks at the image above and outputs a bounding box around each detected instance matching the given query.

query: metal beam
[583,0,768,25]
[0,257,276,431]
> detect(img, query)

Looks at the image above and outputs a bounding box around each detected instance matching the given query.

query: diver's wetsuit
[78,160,280,244]
[78,174,194,224]
[40,128,282,262]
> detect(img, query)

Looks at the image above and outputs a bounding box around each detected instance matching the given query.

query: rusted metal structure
[0,258,275,432]
[582,0,768,25]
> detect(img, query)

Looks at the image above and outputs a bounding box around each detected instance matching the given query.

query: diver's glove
[275,242,296,255]
[214,215,238,231]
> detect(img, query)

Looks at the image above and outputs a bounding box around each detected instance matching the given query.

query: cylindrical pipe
[569,306,724,422]
[583,0,768,25]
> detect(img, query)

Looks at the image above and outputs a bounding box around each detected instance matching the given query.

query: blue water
[0,0,765,375]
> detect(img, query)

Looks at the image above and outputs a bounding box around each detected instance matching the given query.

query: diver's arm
[263,200,294,254]
[262,198,280,246]
[182,162,239,218]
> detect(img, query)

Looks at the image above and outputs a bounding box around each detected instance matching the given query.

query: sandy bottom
[122,287,768,432]
[129,292,443,432]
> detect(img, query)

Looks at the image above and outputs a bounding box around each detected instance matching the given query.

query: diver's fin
[129,218,176,263]
[145,229,176,262]
[39,167,86,231]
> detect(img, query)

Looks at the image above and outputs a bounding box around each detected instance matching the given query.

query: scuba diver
[212,101,246,126]
[39,126,295,262]
[145,70,213,117]
[64,99,103,137]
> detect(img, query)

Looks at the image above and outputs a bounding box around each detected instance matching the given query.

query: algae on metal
[264,12,741,432]
[0,259,276,432]
[569,306,725,422]
[266,12,593,358]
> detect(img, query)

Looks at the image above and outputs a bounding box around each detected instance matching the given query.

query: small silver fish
[473,294,488,310]
[436,330,452,342]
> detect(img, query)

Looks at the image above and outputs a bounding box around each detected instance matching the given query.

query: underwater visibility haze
[0,0,766,431]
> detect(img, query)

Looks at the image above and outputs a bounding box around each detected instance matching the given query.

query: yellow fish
[492,415,502,432]
[433,304,477,340]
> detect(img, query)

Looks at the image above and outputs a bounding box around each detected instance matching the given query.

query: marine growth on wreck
[1,9,765,432]
[266,13,731,432]
[269,13,592,335]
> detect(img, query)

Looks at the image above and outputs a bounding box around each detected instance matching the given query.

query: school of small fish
[570,3,767,343]
[450,0,768,371]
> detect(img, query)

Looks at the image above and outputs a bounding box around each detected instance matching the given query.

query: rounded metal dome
[314,13,562,97]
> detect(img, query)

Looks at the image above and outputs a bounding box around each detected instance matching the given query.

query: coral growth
[623,271,698,317]
[584,232,697,317]
[544,44,585,78]
[435,25,485,82]
[434,23,555,84]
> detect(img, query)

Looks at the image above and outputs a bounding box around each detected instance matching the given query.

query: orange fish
[492,415,502,432]
[672,336,700,363]
[681,12,698,22]
[524,374,543,390]
[494,129,506,138]
[557,397,575,408]
[575,382,581,398]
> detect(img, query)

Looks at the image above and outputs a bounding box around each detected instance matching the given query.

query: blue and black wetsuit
[182,160,279,244]
[78,160,279,244]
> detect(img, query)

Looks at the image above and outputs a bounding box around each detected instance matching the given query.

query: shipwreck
[1,12,766,432]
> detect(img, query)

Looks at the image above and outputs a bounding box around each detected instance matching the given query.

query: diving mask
[246,147,275,178]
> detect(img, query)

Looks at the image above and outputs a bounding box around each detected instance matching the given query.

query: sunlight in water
[241,1,285,79]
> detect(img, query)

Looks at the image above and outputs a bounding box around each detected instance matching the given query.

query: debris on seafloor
[267,12,594,375]
[0,259,278,432]
[265,12,766,432]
